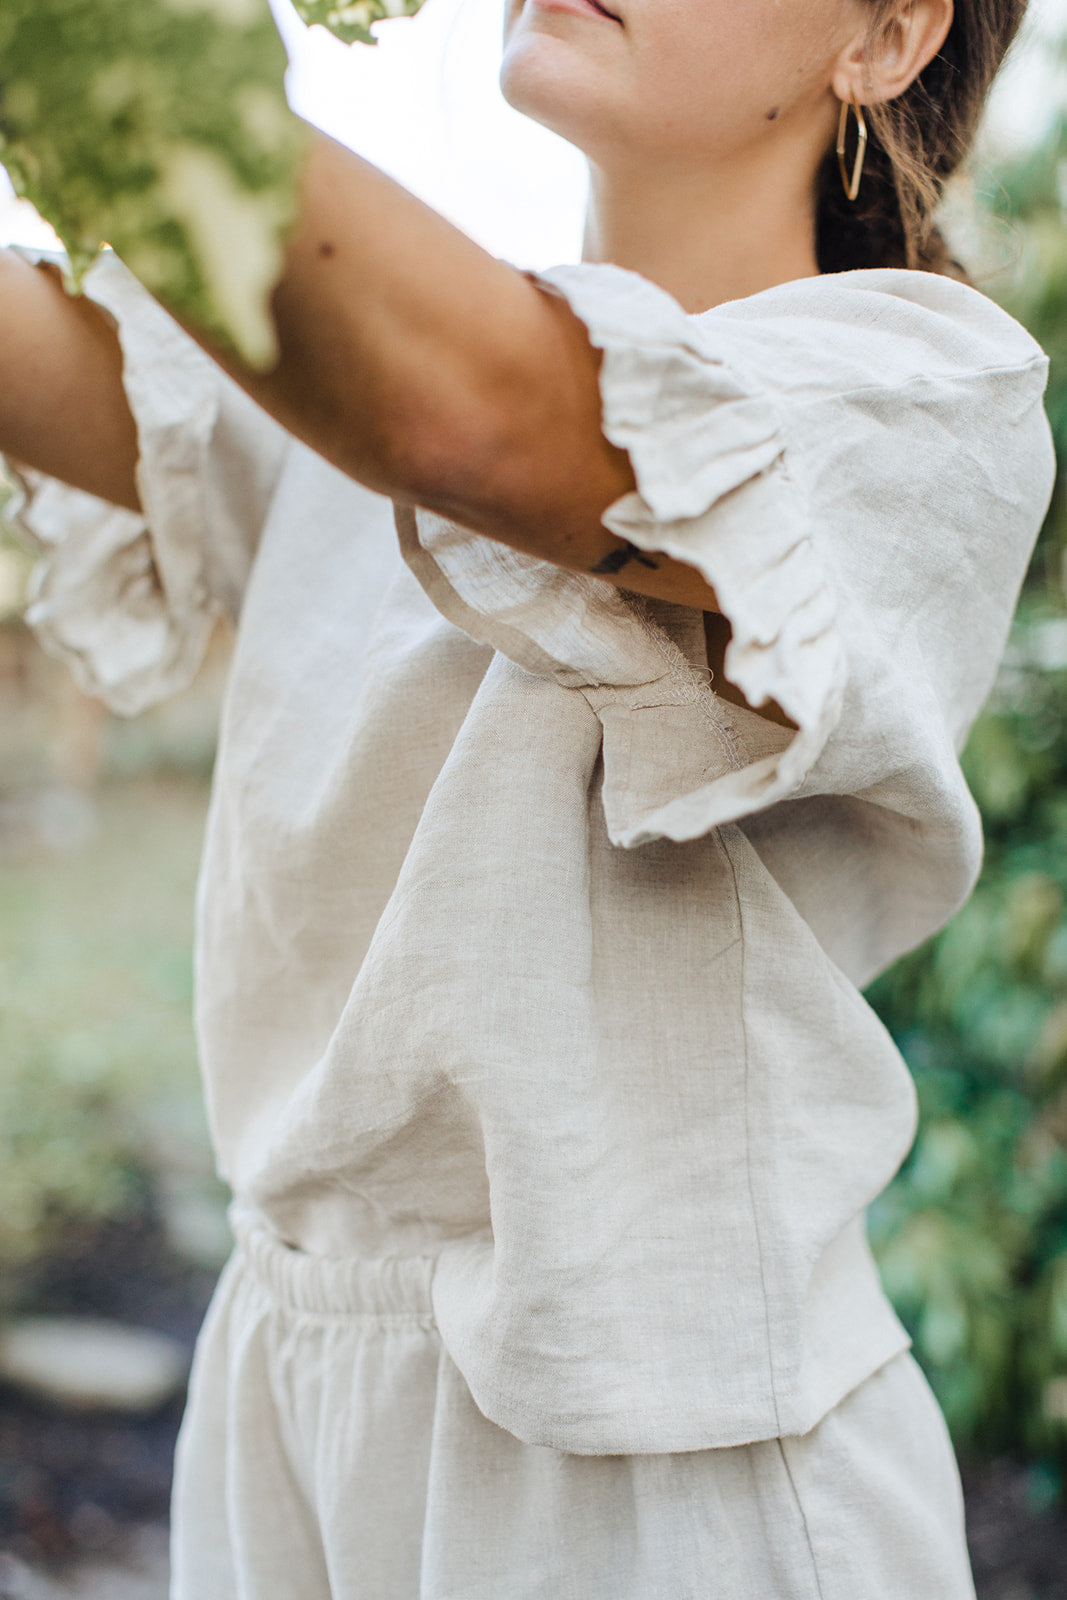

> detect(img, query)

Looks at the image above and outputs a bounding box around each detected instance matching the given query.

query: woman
[0,0,1055,1594]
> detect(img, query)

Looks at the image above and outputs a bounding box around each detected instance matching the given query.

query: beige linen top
[13,249,1055,1453]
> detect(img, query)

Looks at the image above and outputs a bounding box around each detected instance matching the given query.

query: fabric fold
[396,504,781,848]
[7,248,287,714]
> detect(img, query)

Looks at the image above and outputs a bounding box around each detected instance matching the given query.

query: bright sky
[1,0,1063,258]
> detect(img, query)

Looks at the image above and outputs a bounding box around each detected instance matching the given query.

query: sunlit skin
[0,0,952,726]
[503,0,849,309]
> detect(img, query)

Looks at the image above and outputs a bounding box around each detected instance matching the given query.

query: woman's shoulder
[707,266,1048,394]
[536,258,1047,401]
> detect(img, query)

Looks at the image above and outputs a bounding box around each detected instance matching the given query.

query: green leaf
[0,0,426,365]
[291,0,424,46]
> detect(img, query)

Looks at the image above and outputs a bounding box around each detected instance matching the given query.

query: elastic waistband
[230,1205,437,1320]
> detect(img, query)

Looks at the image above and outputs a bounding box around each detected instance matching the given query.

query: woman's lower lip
[528,0,620,21]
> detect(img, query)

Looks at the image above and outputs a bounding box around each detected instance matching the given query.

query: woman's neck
[582,154,823,313]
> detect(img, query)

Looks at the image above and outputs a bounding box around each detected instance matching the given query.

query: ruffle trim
[7,248,223,716]
[535,263,847,827]
[402,259,849,844]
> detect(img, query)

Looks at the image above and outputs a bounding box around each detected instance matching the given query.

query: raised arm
[0,249,140,512]
[199,137,723,617]
[0,137,721,615]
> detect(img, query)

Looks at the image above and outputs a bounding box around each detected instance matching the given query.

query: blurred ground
[0,593,227,1595]
[0,1526,169,1599]
[966,1463,1067,1600]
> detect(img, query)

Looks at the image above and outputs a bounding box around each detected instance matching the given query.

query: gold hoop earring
[837,92,868,203]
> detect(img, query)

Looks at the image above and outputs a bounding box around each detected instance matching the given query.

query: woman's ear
[833,0,954,107]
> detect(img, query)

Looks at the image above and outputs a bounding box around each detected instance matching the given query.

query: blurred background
[0,0,1066,1594]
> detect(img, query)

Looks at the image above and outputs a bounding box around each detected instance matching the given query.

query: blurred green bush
[868,94,1067,1475]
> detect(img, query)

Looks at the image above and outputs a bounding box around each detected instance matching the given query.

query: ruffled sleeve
[397,264,847,847]
[539,263,845,832]
[399,261,1055,977]
[6,248,290,715]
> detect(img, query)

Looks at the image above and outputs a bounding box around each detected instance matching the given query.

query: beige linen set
[12,246,1055,1598]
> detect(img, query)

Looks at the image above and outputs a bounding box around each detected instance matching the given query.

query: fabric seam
[535,265,1047,394]
[759,349,1050,409]
[774,1436,829,1600]
[626,597,747,771]
[721,827,782,1433]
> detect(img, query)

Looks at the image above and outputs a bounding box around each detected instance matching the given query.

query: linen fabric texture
[11,251,1055,1456]
[169,1209,976,1600]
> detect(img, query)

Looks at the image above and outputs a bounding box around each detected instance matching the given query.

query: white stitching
[626,597,748,773]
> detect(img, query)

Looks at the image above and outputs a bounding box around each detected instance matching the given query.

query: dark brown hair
[816,0,1031,276]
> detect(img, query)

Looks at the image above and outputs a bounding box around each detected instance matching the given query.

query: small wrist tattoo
[591,541,660,577]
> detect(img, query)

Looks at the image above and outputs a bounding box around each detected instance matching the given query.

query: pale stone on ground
[0,1319,188,1414]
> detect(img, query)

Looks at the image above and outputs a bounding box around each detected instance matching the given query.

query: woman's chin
[500,34,613,154]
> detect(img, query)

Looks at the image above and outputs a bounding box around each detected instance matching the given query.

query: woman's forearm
[0,249,140,511]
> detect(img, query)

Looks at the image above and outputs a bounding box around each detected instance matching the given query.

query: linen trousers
[171,1216,977,1600]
